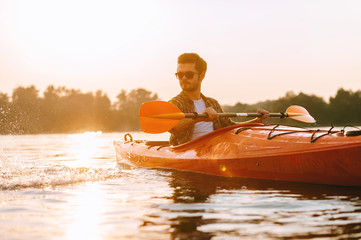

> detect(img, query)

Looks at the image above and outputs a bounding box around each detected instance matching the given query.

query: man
[169,53,269,145]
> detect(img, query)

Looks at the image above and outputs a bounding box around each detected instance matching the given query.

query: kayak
[113,123,361,186]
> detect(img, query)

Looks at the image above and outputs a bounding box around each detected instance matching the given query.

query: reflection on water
[144,170,361,239]
[65,183,106,240]
[0,132,361,239]
[65,131,103,168]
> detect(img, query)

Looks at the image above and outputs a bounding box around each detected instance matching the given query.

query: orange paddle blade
[139,101,184,133]
[286,105,316,123]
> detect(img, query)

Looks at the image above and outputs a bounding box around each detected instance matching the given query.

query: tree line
[223,89,361,127]
[0,85,360,134]
[0,85,158,134]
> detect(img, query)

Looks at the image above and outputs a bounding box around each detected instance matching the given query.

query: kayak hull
[114,124,361,186]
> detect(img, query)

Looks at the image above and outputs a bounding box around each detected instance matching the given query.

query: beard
[180,78,200,92]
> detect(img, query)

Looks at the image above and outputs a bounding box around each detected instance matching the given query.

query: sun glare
[66,131,103,168]
[4,0,162,74]
[65,183,106,240]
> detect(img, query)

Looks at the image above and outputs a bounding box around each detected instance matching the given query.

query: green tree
[0,92,10,134]
[40,86,113,133]
[41,85,62,132]
[113,88,159,130]
[0,93,8,105]
[329,88,361,125]
[271,91,328,125]
[57,89,94,132]
[11,86,41,133]
[223,91,328,126]
[94,90,112,131]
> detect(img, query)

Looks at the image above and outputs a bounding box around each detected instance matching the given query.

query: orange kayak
[113,123,361,186]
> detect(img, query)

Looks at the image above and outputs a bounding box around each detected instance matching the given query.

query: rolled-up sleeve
[168,97,194,145]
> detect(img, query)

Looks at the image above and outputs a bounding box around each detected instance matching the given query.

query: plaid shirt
[169,91,236,145]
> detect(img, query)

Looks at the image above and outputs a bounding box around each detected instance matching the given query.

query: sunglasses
[175,71,199,79]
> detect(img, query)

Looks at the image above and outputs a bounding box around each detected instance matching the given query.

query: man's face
[176,63,203,92]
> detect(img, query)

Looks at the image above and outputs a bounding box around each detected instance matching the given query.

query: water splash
[0,155,123,190]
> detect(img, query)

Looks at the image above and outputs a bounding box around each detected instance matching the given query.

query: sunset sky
[1,0,360,105]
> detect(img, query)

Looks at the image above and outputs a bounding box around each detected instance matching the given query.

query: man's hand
[256,108,270,122]
[201,107,219,122]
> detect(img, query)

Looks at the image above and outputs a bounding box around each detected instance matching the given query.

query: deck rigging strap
[235,127,252,134]
[342,125,361,132]
[310,125,334,143]
[267,125,312,141]
[236,125,342,143]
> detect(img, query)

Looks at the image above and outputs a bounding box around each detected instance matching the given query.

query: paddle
[139,101,316,133]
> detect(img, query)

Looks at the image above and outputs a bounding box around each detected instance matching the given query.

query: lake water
[1,131,361,239]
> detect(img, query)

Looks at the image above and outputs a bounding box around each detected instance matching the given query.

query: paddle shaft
[139,101,316,133]
[184,112,289,118]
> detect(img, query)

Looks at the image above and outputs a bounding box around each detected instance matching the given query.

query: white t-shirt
[191,99,214,140]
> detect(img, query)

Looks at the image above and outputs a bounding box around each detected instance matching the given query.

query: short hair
[177,53,207,73]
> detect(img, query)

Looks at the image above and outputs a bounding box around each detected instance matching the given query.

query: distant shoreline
[1,85,360,134]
